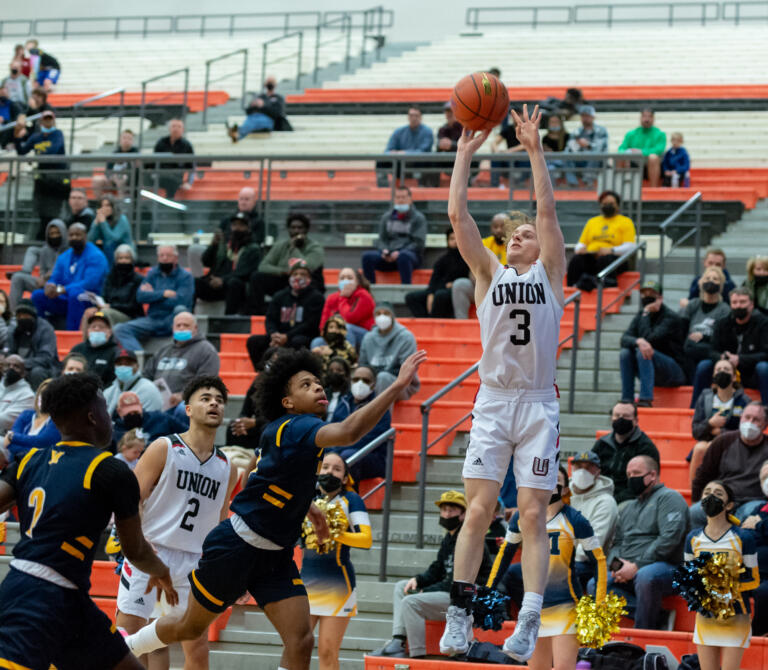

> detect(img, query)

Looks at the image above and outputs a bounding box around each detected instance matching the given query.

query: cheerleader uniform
[301,489,372,617]
[684,525,760,648]
[487,505,607,636]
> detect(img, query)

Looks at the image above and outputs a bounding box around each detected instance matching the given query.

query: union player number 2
[509,309,531,345]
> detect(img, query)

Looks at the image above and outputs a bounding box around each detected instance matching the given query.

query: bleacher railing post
[569,292,580,413]
[138,82,147,150]
[296,32,304,89]
[3,159,16,261]
[379,436,394,581]
[183,68,189,124]
[593,281,604,392]
[416,409,430,550]
[694,197,702,276]
[202,61,211,126]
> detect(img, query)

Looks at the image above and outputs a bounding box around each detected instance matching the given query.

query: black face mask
[16,317,36,335]
[47,235,62,248]
[732,307,749,320]
[754,275,768,287]
[265,83,275,92]
[325,331,345,346]
[701,494,726,518]
[158,262,174,274]
[641,295,657,307]
[702,281,721,295]
[3,369,22,386]
[115,263,133,275]
[627,474,649,497]
[122,412,143,429]
[11,69,19,76]
[325,372,347,391]
[0,96,7,105]
[612,417,634,436]
[292,235,306,249]
[713,372,732,389]
[317,473,342,493]
[438,515,462,531]
[549,484,563,505]
[231,230,250,246]
[601,203,617,218]
[69,239,85,253]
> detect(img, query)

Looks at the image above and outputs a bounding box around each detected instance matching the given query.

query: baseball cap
[115,348,138,364]
[289,259,310,275]
[640,279,663,295]
[117,392,142,417]
[435,490,467,511]
[375,301,395,316]
[41,110,55,119]
[579,105,596,117]
[572,450,601,467]
[87,311,111,327]
[230,211,249,222]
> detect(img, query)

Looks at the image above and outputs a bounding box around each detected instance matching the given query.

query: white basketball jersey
[477,261,563,390]
[141,434,230,553]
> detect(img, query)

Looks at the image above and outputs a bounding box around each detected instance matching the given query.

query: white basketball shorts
[462,384,560,491]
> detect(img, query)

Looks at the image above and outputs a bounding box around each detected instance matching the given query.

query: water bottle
[576,661,592,669]
[671,172,680,188]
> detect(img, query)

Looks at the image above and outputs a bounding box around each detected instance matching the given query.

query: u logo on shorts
[532,457,549,476]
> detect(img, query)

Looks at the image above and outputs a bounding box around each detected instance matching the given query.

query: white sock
[520,592,543,616]
[126,620,165,656]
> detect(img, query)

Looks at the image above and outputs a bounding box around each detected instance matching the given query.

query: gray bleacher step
[352,545,439,575]
[368,514,443,543]
[220,627,385,653]
[2,522,20,552]
[0,556,11,581]
[245,610,391,639]
[559,349,639,370]
[210,645,363,670]
[559,413,614,436]
[557,390,626,412]
[552,369,622,392]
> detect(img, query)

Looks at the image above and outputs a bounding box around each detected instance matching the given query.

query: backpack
[578,642,669,670]
[678,654,701,670]
[461,641,518,665]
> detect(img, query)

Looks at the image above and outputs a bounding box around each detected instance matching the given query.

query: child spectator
[744,256,768,316]
[115,428,146,469]
[662,132,690,187]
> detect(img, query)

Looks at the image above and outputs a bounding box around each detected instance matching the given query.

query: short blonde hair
[698,266,725,299]
[503,210,536,241]
[118,428,145,453]
[671,132,684,142]
[746,256,768,282]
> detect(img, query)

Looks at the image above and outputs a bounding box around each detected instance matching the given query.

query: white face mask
[351,380,373,401]
[375,314,393,331]
[571,468,596,491]
[393,203,410,213]
[740,421,762,442]
[762,478,768,498]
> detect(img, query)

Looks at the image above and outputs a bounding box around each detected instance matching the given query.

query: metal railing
[346,427,396,582]
[592,241,647,391]
[68,87,126,152]
[261,32,305,91]
[573,2,720,26]
[314,14,353,84]
[560,291,583,414]
[658,192,705,290]
[466,5,573,28]
[138,67,190,150]
[721,0,768,23]
[202,49,248,126]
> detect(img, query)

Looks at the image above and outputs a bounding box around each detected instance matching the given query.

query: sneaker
[502,610,540,662]
[370,638,407,658]
[439,605,474,656]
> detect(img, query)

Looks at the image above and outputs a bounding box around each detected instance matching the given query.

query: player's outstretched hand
[457,128,490,157]
[396,350,427,389]
[308,502,330,544]
[510,104,542,153]
[147,566,179,607]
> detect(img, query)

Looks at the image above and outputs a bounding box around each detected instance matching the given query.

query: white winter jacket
[570,474,618,562]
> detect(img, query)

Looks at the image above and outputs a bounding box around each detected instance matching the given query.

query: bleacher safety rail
[313,13,353,84]
[414,291,583,549]
[658,191,705,292]
[202,49,248,126]
[67,87,127,153]
[722,0,768,22]
[261,32,305,91]
[138,68,190,150]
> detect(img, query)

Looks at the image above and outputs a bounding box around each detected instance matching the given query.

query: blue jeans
[113,316,173,352]
[31,287,88,331]
[620,347,686,402]
[692,358,768,408]
[361,250,421,284]
[238,112,274,138]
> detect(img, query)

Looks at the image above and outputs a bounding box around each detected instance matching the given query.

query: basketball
[450,72,510,131]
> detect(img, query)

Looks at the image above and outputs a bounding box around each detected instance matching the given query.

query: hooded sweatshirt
[103,373,162,415]
[5,317,59,373]
[359,319,417,378]
[569,474,618,562]
[592,426,660,504]
[48,241,109,296]
[21,219,68,279]
[143,334,220,393]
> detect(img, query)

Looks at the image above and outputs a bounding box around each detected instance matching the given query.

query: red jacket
[320,286,375,331]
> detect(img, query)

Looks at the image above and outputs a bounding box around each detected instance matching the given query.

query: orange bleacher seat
[638,407,695,433]
[55,330,85,357]
[653,386,760,409]
[596,428,693,461]
[90,560,120,623]
[48,91,229,114]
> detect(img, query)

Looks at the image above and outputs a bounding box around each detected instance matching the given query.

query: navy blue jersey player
[126,347,426,670]
[0,373,177,670]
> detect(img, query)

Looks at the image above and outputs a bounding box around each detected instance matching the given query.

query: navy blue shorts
[189,518,306,614]
[0,567,129,670]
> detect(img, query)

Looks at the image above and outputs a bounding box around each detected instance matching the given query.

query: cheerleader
[301,452,372,670]
[685,480,760,670]
[487,466,607,670]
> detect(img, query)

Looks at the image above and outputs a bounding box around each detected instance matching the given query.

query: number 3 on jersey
[509,309,531,345]
[25,486,46,538]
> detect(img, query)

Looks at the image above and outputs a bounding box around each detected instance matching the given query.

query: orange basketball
[450,72,510,131]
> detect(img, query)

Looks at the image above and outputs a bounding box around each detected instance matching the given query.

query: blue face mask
[40,125,55,134]
[88,331,108,347]
[173,330,193,342]
[337,278,352,293]
[115,365,135,383]
[393,204,410,213]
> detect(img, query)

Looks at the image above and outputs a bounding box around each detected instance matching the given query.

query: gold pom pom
[575,592,627,648]
[301,497,349,554]
[699,552,744,620]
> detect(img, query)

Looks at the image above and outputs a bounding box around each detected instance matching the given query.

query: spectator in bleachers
[541,113,570,182]
[247,212,324,315]
[3,377,59,458]
[86,195,135,265]
[437,101,462,153]
[92,129,139,200]
[149,118,194,198]
[319,267,375,349]
[376,106,433,187]
[567,190,637,290]
[618,108,666,188]
[0,291,9,350]
[245,260,325,369]
[7,218,66,311]
[541,87,585,122]
[690,287,768,407]
[65,188,95,230]
[619,280,686,407]
[114,428,145,469]
[405,228,468,318]
[740,466,768,636]
[69,311,118,387]
[362,186,426,285]
[225,347,277,450]
[323,356,351,423]
[103,348,162,415]
[311,315,358,371]
[227,76,292,142]
[59,352,87,375]
[661,132,690,188]
[111,390,187,450]
[12,44,31,78]
[744,256,768,316]
[22,87,52,124]
[113,244,194,353]
[689,358,750,483]
[30,222,108,331]
[565,105,609,187]
[0,354,34,434]
[489,108,528,187]
[81,244,144,328]
[220,187,265,246]
[0,82,22,125]
[602,455,689,630]
[5,299,59,388]
[593,401,661,504]
[2,60,32,107]
[681,248,736,308]
[195,212,261,315]
[25,39,60,91]
[359,302,419,400]
[371,490,491,660]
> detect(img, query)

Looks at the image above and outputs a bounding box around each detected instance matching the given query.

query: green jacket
[618,126,667,157]
[201,240,261,280]
[258,237,324,276]
[744,277,768,315]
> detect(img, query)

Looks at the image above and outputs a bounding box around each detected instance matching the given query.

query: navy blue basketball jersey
[230,414,324,548]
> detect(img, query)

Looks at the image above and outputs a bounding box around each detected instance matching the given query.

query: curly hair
[41,373,103,422]
[182,375,229,404]
[253,348,324,423]
[503,209,536,240]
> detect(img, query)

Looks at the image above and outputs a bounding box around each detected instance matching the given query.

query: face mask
[438,515,462,531]
[351,380,373,401]
[549,126,562,133]
[69,239,85,253]
[292,235,305,249]
[337,278,353,294]
[627,473,649,497]
[762,478,768,498]
[740,421,762,442]
[641,295,657,307]
[325,331,345,346]
[115,365,135,383]
[713,372,732,389]
[173,330,193,343]
[754,275,768,287]
[289,275,310,292]
[317,472,343,493]
[40,125,55,134]
[16,318,35,335]
[601,203,617,218]
[158,262,174,274]
[265,83,275,91]
[375,314,393,331]
[393,204,410,213]
[549,485,563,505]
[47,235,62,248]
[702,281,720,295]
[325,372,347,390]
[11,69,18,76]
[115,263,133,275]
[732,307,749,320]
[4,369,22,386]
[612,417,634,436]
[701,494,726,518]
[231,230,250,246]
[88,331,108,347]
[122,412,143,429]
[571,468,595,490]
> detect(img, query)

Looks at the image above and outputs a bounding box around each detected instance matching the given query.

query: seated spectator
[359,302,420,400]
[104,348,162,415]
[567,190,636,290]
[65,188,95,229]
[246,260,324,369]
[618,107,666,187]
[541,113,570,182]
[69,311,119,386]
[195,212,261,315]
[22,87,52,125]
[0,291,9,349]
[744,255,768,316]
[564,105,608,187]
[569,450,619,590]
[371,491,491,659]
[376,106,433,187]
[681,248,736,309]
[362,186,426,285]
[405,228,468,318]
[541,87,584,122]
[60,352,87,375]
[0,81,22,125]
[593,401,661,504]
[323,357,351,423]
[219,186,265,245]
[691,402,768,527]
[227,76,291,142]
[247,213,324,315]
[690,287,768,407]
[319,267,375,349]
[113,245,194,353]
[26,39,60,90]
[0,354,35,434]
[92,129,139,200]
[311,315,358,372]
[602,455,689,630]
[7,218,67,311]
[436,101,462,154]
[328,364,391,482]
[87,196,135,265]
[115,428,146,470]
[619,280,686,407]
[148,118,194,198]
[143,311,220,415]
[3,377,59,459]
[489,108,528,187]
[5,299,59,388]
[111,391,188,450]
[661,132,690,187]
[689,358,750,483]
[1,60,32,108]
[30,223,108,331]
[740,463,768,635]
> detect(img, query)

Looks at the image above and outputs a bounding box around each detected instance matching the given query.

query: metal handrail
[721,0,768,23]
[68,86,127,152]
[138,67,190,150]
[314,14,353,84]
[0,112,41,133]
[466,5,573,28]
[573,2,720,25]
[560,291,583,414]
[202,49,248,126]
[658,192,705,289]
[261,31,305,91]
[592,241,647,391]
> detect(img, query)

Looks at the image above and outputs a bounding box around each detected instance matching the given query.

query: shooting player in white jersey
[116,376,238,669]
[439,105,566,662]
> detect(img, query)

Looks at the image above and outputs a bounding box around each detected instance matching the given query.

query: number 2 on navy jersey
[509,309,531,345]
[25,486,46,538]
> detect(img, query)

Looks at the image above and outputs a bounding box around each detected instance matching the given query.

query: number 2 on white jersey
[25,487,46,538]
